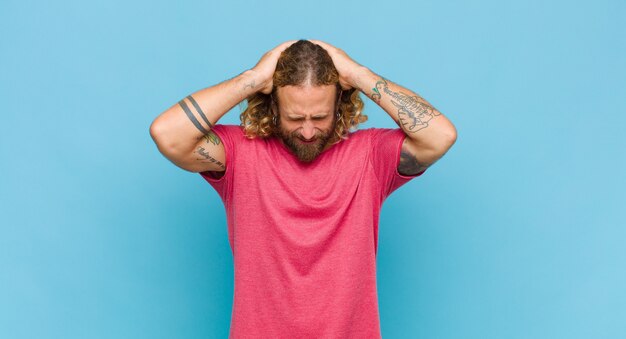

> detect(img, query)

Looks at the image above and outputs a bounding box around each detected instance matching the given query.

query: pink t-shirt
[200,124,425,338]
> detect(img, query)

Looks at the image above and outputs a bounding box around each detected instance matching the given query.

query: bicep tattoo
[203,131,221,146]
[178,95,213,134]
[195,146,225,170]
[398,148,429,176]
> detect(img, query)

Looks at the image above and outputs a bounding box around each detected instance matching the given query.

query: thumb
[339,79,352,91]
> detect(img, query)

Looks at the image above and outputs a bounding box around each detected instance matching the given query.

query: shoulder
[210,124,249,145]
[213,124,245,136]
[334,128,406,150]
[341,127,388,141]
[355,127,406,144]
[327,128,372,151]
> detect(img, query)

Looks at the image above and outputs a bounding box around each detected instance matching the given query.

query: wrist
[237,69,265,96]
[350,66,373,92]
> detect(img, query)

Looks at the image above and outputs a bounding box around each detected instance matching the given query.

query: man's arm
[354,69,457,175]
[149,40,297,173]
[309,40,457,175]
[149,70,258,173]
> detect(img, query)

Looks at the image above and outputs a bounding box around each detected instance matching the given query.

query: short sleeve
[369,128,426,198]
[199,124,242,202]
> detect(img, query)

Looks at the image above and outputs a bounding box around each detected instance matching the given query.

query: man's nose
[301,121,316,140]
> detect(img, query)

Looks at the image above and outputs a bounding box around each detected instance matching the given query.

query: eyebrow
[287,113,330,119]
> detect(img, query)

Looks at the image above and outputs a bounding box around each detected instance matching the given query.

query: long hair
[239,40,367,145]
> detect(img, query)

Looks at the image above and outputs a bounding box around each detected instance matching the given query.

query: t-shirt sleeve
[199,124,240,202]
[369,128,426,198]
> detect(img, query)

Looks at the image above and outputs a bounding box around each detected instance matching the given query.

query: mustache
[291,131,324,140]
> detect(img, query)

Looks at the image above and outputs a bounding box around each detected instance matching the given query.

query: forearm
[150,70,259,155]
[352,67,457,149]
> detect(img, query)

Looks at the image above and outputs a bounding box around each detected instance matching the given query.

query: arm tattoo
[203,131,221,145]
[398,148,429,176]
[372,78,441,134]
[370,78,386,104]
[242,79,256,91]
[196,146,226,170]
[185,95,213,129]
[178,95,212,134]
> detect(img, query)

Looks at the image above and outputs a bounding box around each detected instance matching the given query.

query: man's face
[275,84,338,162]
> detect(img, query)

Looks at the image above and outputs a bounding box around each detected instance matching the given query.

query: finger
[310,39,334,51]
[277,40,298,52]
[267,41,293,56]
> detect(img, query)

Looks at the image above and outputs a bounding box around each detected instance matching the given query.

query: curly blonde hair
[239,40,368,145]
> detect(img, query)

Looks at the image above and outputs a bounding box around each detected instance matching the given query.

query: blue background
[1,0,624,338]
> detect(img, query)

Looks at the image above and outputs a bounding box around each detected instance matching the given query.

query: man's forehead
[277,84,337,114]
[277,84,337,100]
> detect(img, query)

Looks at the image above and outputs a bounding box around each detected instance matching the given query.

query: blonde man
[150,39,457,338]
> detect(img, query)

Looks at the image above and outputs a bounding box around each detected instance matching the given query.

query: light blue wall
[1,0,624,338]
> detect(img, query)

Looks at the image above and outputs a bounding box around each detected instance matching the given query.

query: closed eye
[289,116,328,121]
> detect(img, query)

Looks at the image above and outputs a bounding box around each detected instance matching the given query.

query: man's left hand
[310,39,365,91]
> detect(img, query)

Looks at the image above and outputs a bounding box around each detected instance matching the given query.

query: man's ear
[271,96,279,116]
[334,88,342,115]
[269,94,280,126]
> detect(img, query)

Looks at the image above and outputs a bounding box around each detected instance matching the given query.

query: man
[150,39,457,338]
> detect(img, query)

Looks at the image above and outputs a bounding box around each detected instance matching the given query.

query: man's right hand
[150,40,297,174]
[250,40,298,94]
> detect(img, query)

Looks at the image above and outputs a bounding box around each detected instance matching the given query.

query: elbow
[442,120,458,147]
[149,119,165,147]
[149,118,195,161]
[149,119,179,156]
[447,127,457,146]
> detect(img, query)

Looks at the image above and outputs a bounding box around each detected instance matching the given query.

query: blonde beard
[276,119,336,163]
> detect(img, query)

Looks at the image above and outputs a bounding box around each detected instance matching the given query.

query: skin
[274,84,339,162]
[310,39,457,175]
[155,39,455,176]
